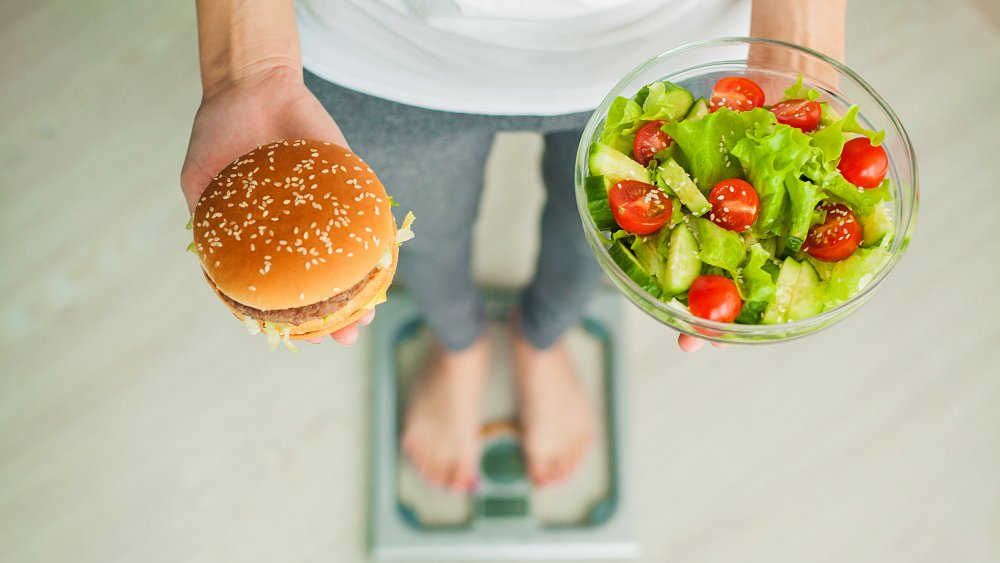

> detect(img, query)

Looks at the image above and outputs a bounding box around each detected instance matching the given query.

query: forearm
[195,0,301,95]
[750,0,846,61]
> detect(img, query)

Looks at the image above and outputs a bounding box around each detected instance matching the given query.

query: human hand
[677,333,727,353]
[306,309,377,345]
[181,65,348,210]
[181,64,365,346]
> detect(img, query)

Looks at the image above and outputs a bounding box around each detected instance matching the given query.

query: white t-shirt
[298,0,751,115]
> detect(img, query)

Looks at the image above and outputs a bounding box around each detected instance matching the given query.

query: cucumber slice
[584,175,616,231]
[805,257,836,282]
[660,223,702,296]
[668,196,684,227]
[685,98,710,121]
[631,235,665,285]
[657,158,711,216]
[652,164,676,197]
[859,204,894,247]
[608,241,661,298]
[693,218,746,271]
[651,87,695,121]
[762,257,802,324]
[786,261,824,321]
[589,142,651,184]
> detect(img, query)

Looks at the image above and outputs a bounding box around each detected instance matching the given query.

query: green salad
[585,75,894,324]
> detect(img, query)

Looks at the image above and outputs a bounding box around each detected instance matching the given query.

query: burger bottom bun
[210,242,398,341]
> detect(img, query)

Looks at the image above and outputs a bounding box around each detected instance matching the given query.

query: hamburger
[190,139,413,349]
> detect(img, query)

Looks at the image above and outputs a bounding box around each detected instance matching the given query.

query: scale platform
[368,288,637,561]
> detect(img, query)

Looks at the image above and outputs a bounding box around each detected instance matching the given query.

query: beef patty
[211,266,378,325]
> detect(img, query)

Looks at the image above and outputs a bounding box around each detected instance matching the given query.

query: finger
[357,308,376,326]
[330,324,360,345]
[306,337,324,344]
[711,342,729,349]
[678,333,706,353]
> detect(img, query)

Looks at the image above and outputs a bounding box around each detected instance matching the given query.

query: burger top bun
[193,140,395,311]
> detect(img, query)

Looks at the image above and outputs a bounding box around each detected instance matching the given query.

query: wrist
[196,0,301,98]
[202,59,302,101]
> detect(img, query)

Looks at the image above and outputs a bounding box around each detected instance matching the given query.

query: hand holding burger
[180,66,376,345]
[189,139,411,350]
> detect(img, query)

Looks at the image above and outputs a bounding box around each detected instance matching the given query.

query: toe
[533,457,558,486]
[449,463,473,491]
[425,453,452,488]
[553,454,575,482]
[527,455,547,485]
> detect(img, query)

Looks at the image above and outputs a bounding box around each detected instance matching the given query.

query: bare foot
[401,335,490,491]
[513,334,596,486]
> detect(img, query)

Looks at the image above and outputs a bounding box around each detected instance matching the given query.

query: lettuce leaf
[599,82,695,156]
[784,174,826,245]
[810,167,891,215]
[730,116,815,236]
[694,217,745,271]
[782,74,822,101]
[737,243,777,302]
[734,299,768,325]
[664,107,776,194]
[824,246,891,309]
[599,96,644,154]
[809,105,886,162]
[396,211,415,245]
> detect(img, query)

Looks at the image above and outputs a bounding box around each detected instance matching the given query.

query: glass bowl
[574,37,918,344]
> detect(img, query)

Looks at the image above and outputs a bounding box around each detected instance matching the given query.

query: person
[181,0,846,491]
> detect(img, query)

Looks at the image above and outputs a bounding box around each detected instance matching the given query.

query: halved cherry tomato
[633,120,672,166]
[802,203,863,262]
[608,180,672,235]
[688,275,743,323]
[769,98,822,132]
[710,76,765,112]
[838,137,888,189]
[709,178,759,232]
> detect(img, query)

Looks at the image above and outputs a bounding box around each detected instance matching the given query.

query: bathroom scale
[368,287,637,561]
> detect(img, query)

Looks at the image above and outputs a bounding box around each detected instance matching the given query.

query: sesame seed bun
[192,139,398,336]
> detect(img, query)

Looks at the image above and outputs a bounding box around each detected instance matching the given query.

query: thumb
[180,152,216,213]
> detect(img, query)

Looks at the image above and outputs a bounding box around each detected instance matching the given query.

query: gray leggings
[305,71,603,350]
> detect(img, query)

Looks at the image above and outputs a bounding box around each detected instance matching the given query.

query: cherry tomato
[802,203,862,262]
[688,275,743,323]
[710,76,765,112]
[608,180,672,235]
[709,178,759,232]
[633,120,672,166]
[769,98,822,132]
[838,137,888,189]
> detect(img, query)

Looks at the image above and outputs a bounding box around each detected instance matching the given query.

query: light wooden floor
[2,1,999,562]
